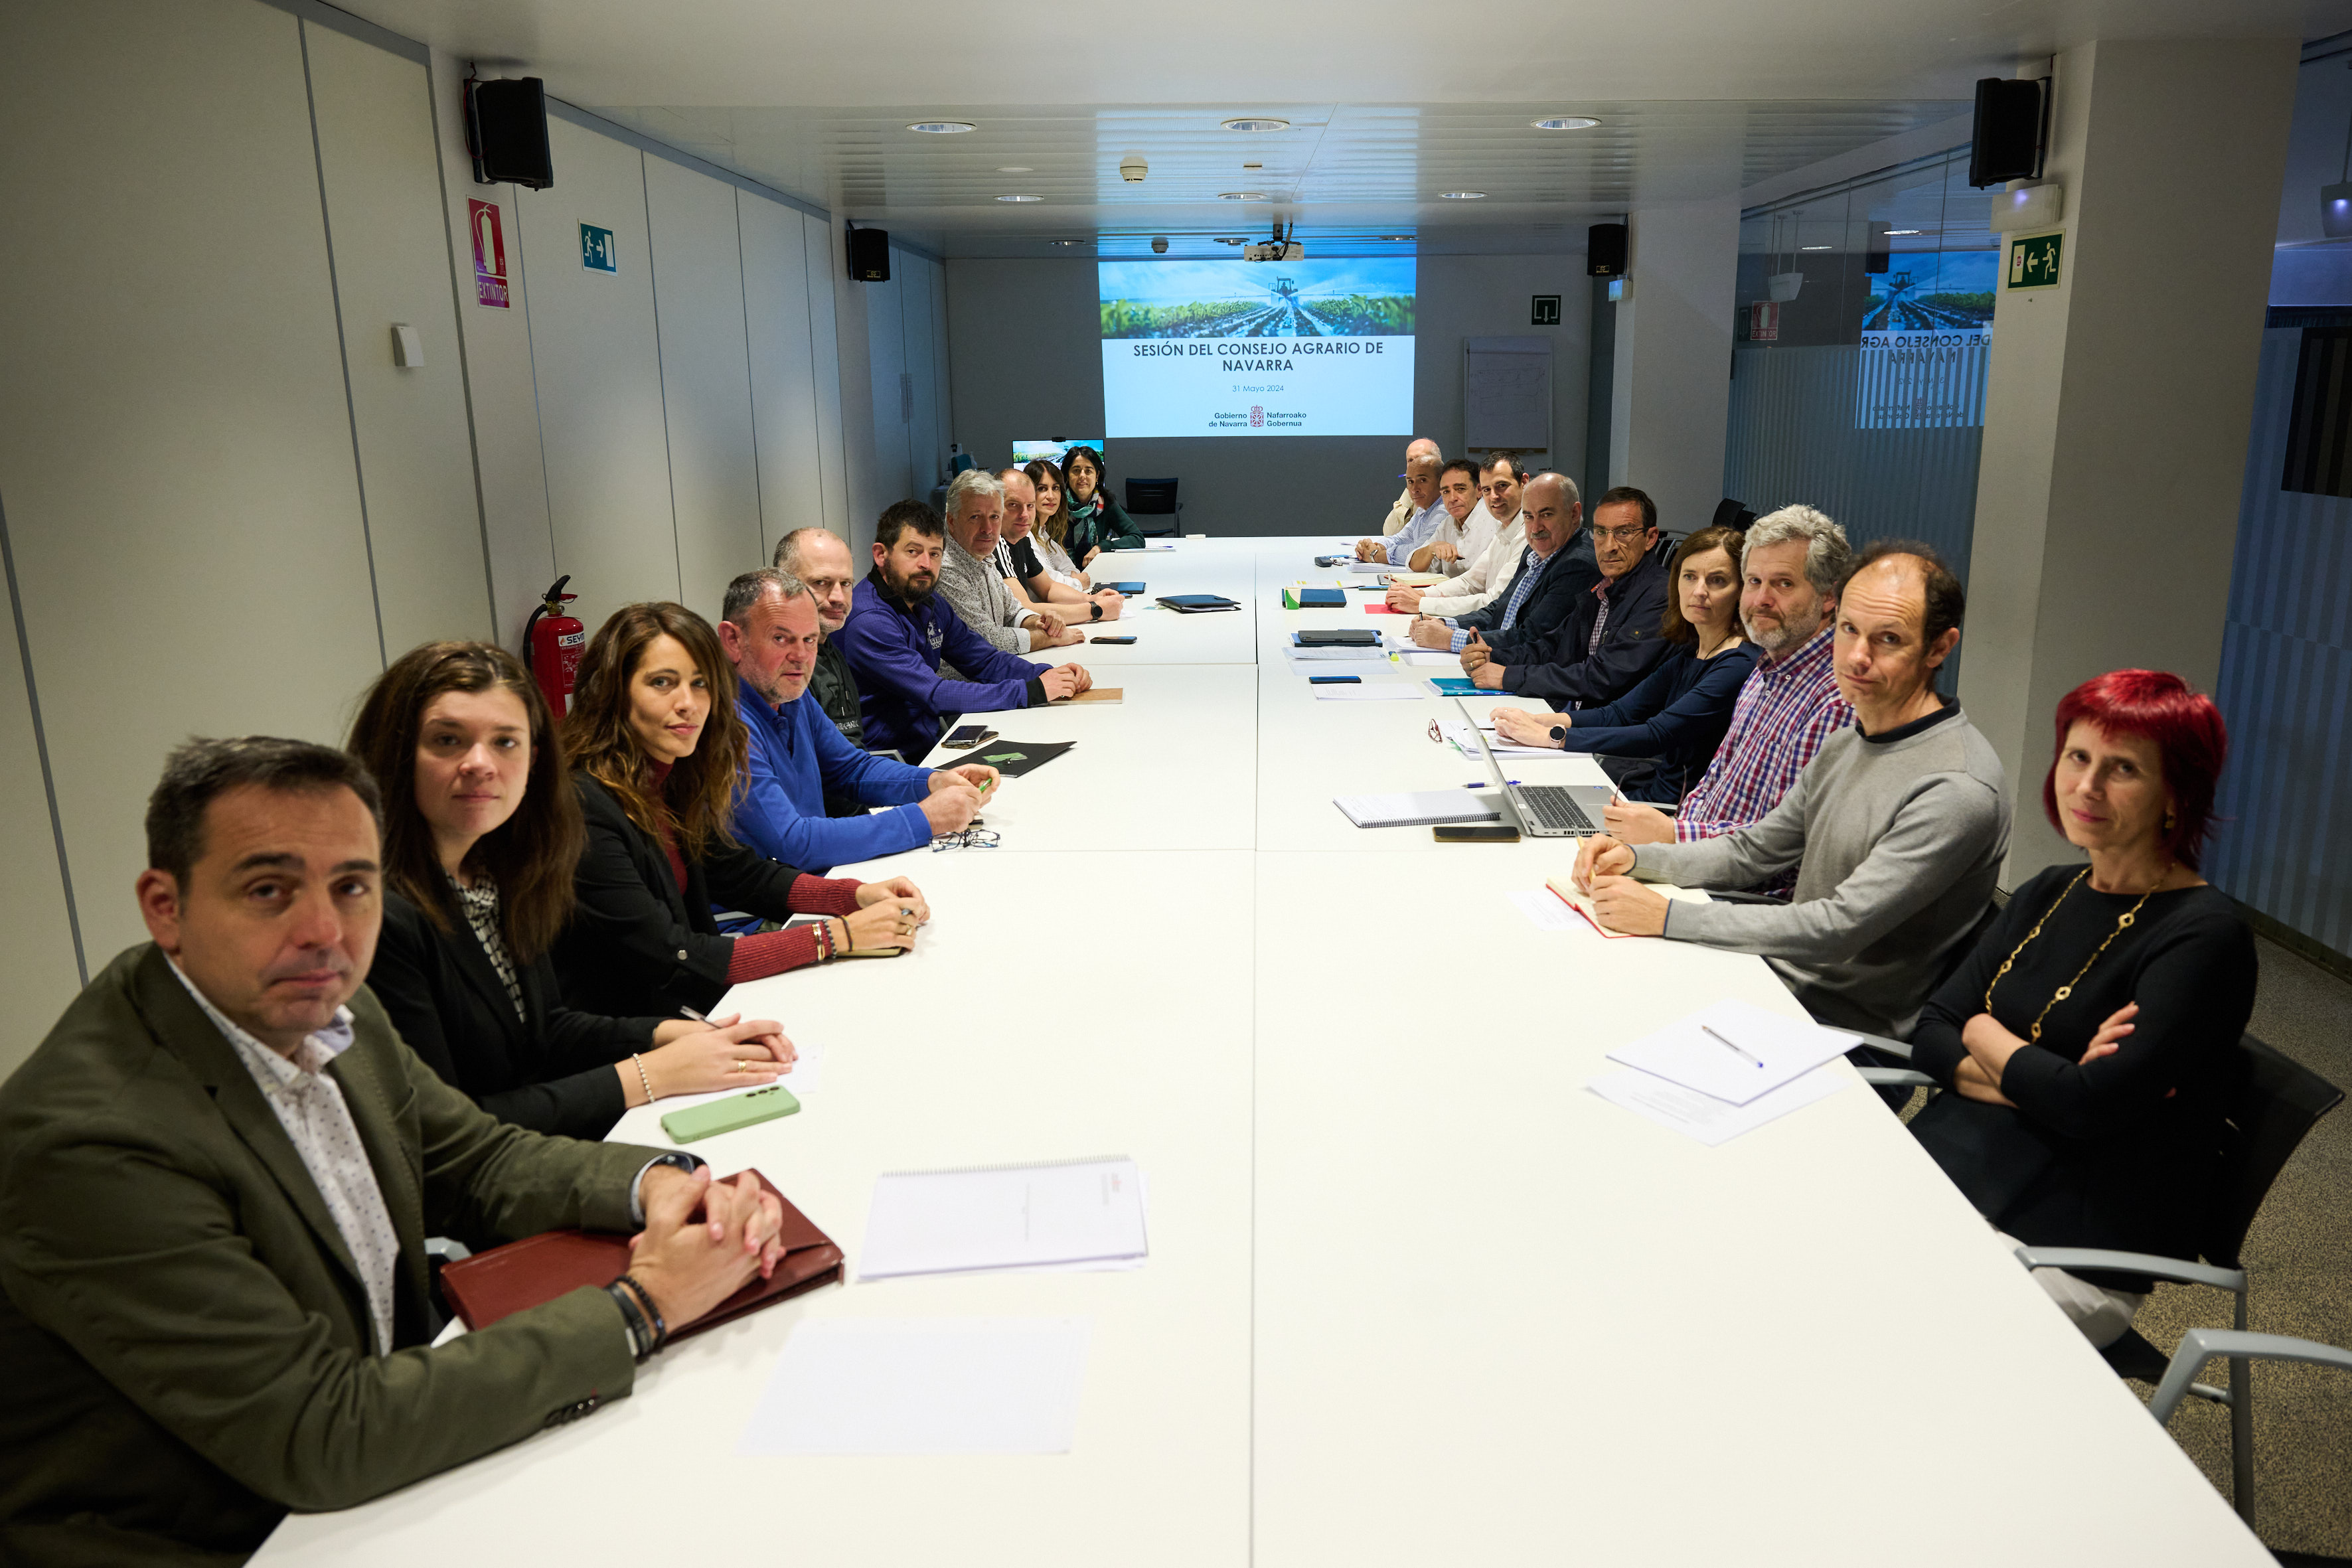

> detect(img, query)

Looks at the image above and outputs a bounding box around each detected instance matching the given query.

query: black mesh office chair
[1125,477,1183,536]
[1864,1032,2342,1529]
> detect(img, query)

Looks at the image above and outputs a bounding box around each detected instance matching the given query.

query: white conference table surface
[258,535,2270,1566]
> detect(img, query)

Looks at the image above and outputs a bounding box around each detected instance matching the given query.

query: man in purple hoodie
[834,500,1091,759]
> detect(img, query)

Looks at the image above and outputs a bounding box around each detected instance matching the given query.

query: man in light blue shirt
[718,569,998,874]
[1354,450,1447,565]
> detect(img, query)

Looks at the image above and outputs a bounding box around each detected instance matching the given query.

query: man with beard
[1601,505,1857,854]
[1389,451,1528,616]
[718,568,996,874]
[834,500,1090,759]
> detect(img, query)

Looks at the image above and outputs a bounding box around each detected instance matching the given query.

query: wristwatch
[1089,601,1103,621]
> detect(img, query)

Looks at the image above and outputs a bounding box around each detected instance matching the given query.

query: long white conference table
[260,536,2269,1566]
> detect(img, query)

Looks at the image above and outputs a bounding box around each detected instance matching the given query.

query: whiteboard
[1463,335,1552,453]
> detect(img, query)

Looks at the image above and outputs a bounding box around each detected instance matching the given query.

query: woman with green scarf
[1061,445,1144,564]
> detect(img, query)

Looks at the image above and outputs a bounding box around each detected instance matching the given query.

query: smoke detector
[1120,153,1147,183]
[1150,236,1169,254]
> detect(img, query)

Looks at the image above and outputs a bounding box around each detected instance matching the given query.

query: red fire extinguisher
[522,576,585,718]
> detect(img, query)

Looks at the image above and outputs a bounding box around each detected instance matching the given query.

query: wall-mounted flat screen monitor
[1099,258,1415,438]
[1011,439,1105,467]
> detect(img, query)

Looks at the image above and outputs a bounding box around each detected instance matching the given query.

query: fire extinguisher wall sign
[523,577,584,717]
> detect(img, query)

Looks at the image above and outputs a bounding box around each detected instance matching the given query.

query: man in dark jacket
[0,737,786,1565]
[775,525,878,817]
[1409,473,1595,659]
[834,501,1091,759]
[1468,485,1675,709]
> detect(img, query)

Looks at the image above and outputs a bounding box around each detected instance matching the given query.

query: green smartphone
[659,1083,801,1144]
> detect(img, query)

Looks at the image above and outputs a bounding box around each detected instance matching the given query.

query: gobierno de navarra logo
[1251,405,1263,427]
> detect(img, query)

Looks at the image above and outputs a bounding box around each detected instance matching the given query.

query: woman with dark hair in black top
[1909,670,2254,1348]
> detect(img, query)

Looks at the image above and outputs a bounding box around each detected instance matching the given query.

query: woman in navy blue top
[1491,524,1757,803]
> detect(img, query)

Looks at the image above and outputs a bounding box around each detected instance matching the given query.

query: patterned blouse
[450,874,526,1021]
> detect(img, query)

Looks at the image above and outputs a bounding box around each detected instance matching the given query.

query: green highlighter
[659,1083,801,1144]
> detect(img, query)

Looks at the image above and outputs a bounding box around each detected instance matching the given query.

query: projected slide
[1099,259,1415,439]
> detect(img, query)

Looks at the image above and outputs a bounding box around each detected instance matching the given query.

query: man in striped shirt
[1603,505,1854,857]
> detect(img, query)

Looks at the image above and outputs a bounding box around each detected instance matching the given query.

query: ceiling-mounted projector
[1244,222,1302,262]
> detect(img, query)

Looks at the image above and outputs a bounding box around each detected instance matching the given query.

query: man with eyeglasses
[1462,485,1674,710]
[775,527,880,816]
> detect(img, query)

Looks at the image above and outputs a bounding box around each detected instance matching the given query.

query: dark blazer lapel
[127,947,366,1293]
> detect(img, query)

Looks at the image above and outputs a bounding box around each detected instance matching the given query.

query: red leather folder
[438,1170,841,1339]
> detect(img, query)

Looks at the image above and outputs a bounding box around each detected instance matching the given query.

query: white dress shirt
[171,961,401,1356]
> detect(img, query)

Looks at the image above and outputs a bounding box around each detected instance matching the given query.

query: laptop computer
[1453,699,1612,837]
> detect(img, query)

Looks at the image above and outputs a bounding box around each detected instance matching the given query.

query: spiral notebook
[858,1156,1148,1281]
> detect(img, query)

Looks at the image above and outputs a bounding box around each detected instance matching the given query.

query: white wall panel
[0,0,382,968]
[805,216,854,546]
[516,126,676,635]
[865,270,913,510]
[740,196,826,560]
[898,253,942,495]
[307,23,491,655]
[930,258,955,465]
[428,47,554,647]
[645,157,763,621]
[0,578,80,1079]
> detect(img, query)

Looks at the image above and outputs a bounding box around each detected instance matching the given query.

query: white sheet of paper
[1605,998,1859,1106]
[1315,684,1425,702]
[1348,560,1393,574]
[1587,1065,1846,1146]
[859,1158,1147,1280]
[738,1318,1091,1455]
[1507,889,1579,932]
[1397,650,1457,666]
[1437,719,1573,759]
[1285,645,1390,663]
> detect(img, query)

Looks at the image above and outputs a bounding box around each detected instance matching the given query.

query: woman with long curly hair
[349,640,796,1135]
[550,602,929,1020]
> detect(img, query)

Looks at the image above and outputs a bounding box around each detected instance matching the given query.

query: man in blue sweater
[718,568,1000,874]
[836,500,1090,759]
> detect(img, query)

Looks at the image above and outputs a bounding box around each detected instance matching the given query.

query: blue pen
[1463,781,1520,789]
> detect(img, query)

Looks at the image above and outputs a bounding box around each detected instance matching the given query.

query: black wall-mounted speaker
[1968,77,2048,189]
[1587,223,1628,279]
[465,76,553,190]
[847,226,891,283]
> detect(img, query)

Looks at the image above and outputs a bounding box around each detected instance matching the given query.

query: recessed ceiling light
[1531,116,1600,131]
[1886,228,1924,235]
[1242,161,1263,171]
[1438,191,1486,200]
[1218,191,1271,200]
[1214,236,1245,244]
[1800,244,1831,250]
[997,165,1033,173]
[1377,235,1414,242]
[1221,117,1290,132]
[1050,239,1087,246]
[907,121,976,134]
[996,194,1043,202]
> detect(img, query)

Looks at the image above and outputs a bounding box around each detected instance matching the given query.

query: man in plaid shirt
[1603,507,1853,866]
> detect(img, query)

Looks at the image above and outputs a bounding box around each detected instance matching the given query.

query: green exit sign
[580,223,617,274]
[2008,233,2062,289]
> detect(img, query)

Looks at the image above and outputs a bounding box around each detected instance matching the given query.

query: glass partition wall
[1724,149,1995,590]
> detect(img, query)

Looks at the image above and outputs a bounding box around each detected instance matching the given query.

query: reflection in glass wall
[1723,149,1995,590]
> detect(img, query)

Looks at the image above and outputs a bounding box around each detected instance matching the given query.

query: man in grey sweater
[934,469,1081,670]
[1573,541,2011,1038]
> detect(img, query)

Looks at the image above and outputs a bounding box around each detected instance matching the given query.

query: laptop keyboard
[1516,785,1597,832]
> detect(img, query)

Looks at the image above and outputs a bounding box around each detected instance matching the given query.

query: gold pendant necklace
[1984,866,2166,1044]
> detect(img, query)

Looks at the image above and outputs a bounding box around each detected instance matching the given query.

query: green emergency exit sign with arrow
[2008,233,2062,289]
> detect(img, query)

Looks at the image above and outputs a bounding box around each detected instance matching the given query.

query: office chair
[1710,498,1759,532]
[1125,477,1183,537]
[2150,1328,2352,1551]
[1863,1032,2341,1530]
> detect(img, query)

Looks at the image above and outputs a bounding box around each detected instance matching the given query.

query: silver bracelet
[631,1053,657,1103]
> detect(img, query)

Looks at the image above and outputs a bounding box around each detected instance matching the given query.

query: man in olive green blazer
[0,738,785,1565]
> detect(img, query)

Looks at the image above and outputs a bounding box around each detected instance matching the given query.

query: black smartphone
[1434,824,1520,843]
[940,724,994,749]
[1090,635,1137,645]
[1308,674,1362,684]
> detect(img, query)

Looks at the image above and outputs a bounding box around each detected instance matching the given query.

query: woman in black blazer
[548,601,929,1020]
[350,641,797,1138]
[1909,671,2254,1348]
